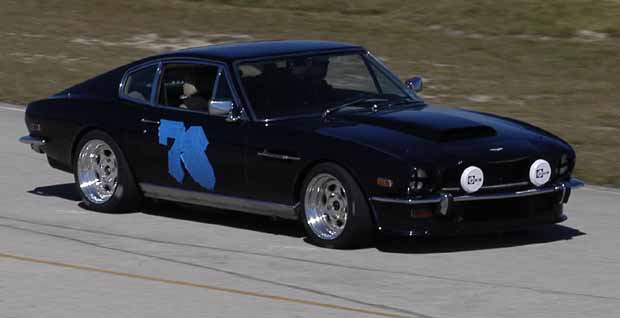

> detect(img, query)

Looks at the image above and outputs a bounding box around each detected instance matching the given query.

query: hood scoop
[342,109,497,142]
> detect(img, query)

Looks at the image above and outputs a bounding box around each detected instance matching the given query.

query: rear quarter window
[122,65,157,102]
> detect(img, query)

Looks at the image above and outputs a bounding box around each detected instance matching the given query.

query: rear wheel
[301,163,374,249]
[73,130,141,213]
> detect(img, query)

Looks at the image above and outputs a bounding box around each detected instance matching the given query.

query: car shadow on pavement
[141,199,306,238]
[375,224,586,254]
[27,183,304,237]
[28,183,81,201]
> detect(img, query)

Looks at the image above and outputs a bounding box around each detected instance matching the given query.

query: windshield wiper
[322,97,389,119]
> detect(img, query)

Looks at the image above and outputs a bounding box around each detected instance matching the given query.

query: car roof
[155,40,365,62]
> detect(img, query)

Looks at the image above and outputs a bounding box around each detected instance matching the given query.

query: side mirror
[209,100,234,116]
[405,76,423,93]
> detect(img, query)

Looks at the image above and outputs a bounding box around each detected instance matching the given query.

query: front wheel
[301,163,374,249]
[73,130,141,213]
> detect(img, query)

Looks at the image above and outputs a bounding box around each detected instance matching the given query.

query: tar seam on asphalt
[0,223,436,318]
[1,215,619,303]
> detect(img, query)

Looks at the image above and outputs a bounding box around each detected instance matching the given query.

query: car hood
[316,105,570,164]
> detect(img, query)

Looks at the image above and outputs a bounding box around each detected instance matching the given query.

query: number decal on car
[158,119,216,190]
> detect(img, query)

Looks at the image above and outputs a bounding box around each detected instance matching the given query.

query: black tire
[300,163,374,249]
[73,130,142,213]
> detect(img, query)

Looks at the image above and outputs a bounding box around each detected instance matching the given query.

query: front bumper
[370,178,584,237]
[19,135,46,153]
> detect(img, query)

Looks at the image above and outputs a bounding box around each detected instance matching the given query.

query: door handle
[140,118,160,125]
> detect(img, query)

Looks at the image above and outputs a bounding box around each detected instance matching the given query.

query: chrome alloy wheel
[304,173,349,240]
[77,139,119,204]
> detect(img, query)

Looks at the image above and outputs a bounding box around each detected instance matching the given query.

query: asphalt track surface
[1,102,619,317]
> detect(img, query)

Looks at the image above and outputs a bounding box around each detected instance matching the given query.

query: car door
[134,60,248,197]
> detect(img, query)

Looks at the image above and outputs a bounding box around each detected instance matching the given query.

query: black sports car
[20,40,583,248]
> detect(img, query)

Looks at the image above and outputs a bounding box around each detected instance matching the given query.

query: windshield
[237,52,420,119]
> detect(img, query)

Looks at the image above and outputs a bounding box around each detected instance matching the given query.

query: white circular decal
[529,159,551,186]
[460,166,484,193]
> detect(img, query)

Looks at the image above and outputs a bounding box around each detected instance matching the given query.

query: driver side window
[157,63,234,117]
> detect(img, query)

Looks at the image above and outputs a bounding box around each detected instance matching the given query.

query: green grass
[1,0,619,186]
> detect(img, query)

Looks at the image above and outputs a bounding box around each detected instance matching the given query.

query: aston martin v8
[20,40,583,248]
